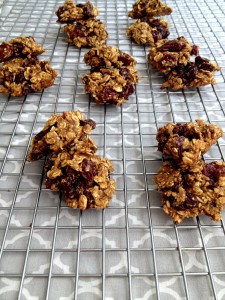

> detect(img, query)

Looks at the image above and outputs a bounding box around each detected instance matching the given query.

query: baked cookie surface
[28,111,97,161]
[148,36,198,73]
[56,0,98,23]
[0,36,45,62]
[126,18,169,45]
[82,66,139,105]
[0,57,57,96]
[62,19,108,48]
[156,119,223,167]
[128,0,173,19]
[83,45,137,68]
[161,56,221,90]
[155,160,225,223]
[45,152,115,210]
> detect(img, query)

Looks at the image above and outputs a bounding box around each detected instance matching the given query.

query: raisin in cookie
[156,119,223,167]
[0,36,45,62]
[155,160,225,223]
[0,57,57,97]
[161,56,221,90]
[148,36,199,73]
[82,66,139,105]
[62,19,108,48]
[56,0,98,23]
[128,0,173,19]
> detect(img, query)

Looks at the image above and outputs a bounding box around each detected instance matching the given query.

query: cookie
[0,57,57,97]
[62,19,108,48]
[28,111,116,210]
[156,119,223,167]
[128,0,173,19]
[83,45,137,68]
[45,152,115,210]
[55,0,98,23]
[82,66,139,105]
[161,56,221,90]
[0,36,45,62]
[155,160,225,223]
[126,17,169,45]
[28,111,97,161]
[148,36,199,73]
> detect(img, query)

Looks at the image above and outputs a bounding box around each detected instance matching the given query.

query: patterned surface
[0,0,225,299]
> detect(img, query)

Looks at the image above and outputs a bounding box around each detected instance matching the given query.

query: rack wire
[0,0,225,299]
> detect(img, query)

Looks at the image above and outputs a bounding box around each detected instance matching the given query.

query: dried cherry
[203,162,225,184]
[195,56,215,71]
[83,2,94,18]
[81,159,97,187]
[159,40,184,52]
[0,44,11,61]
[80,119,96,129]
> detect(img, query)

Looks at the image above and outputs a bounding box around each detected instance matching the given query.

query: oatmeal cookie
[28,111,97,161]
[83,45,136,68]
[0,36,45,62]
[161,56,221,90]
[45,152,115,210]
[0,57,57,97]
[155,160,225,223]
[128,0,173,19]
[126,17,169,45]
[62,19,108,48]
[148,36,199,73]
[55,0,98,23]
[82,66,139,105]
[156,119,223,167]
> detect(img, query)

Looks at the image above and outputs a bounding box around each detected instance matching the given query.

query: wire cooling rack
[0,0,225,299]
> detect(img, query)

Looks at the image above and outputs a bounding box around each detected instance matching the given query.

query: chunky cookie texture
[28,111,97,161]
[161,56,221,90]
[55,0,98,23]
[128,0,173,19]
[0,57,57,97]
[0,36,45,62]
[155,160,225,223]
[83,45,137,68]
[45,152,115,210]
[148,36,199,73]
[127,18,169,45]
[28,111,116,210]
[62,19,108,47]
[156,120,223,167]
[82,66,139,105]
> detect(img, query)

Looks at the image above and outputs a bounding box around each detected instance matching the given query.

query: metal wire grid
[0,0,225,299]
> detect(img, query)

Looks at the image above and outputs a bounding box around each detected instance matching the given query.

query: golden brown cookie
[0,36,45,62]
[45,152,115,210]
[155,160,225,223]
[82,67,139,105]
[62,19,108,48]
[126,17,169,45]
[28,111,116,210]
[128,0,173,19]
[55,0,98,23]
[161,56,221,90]
[148,36,199,73]
[0,57,57,97]
[28,111,97,161]
[156,119,223,167]
[83,45,137,68]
